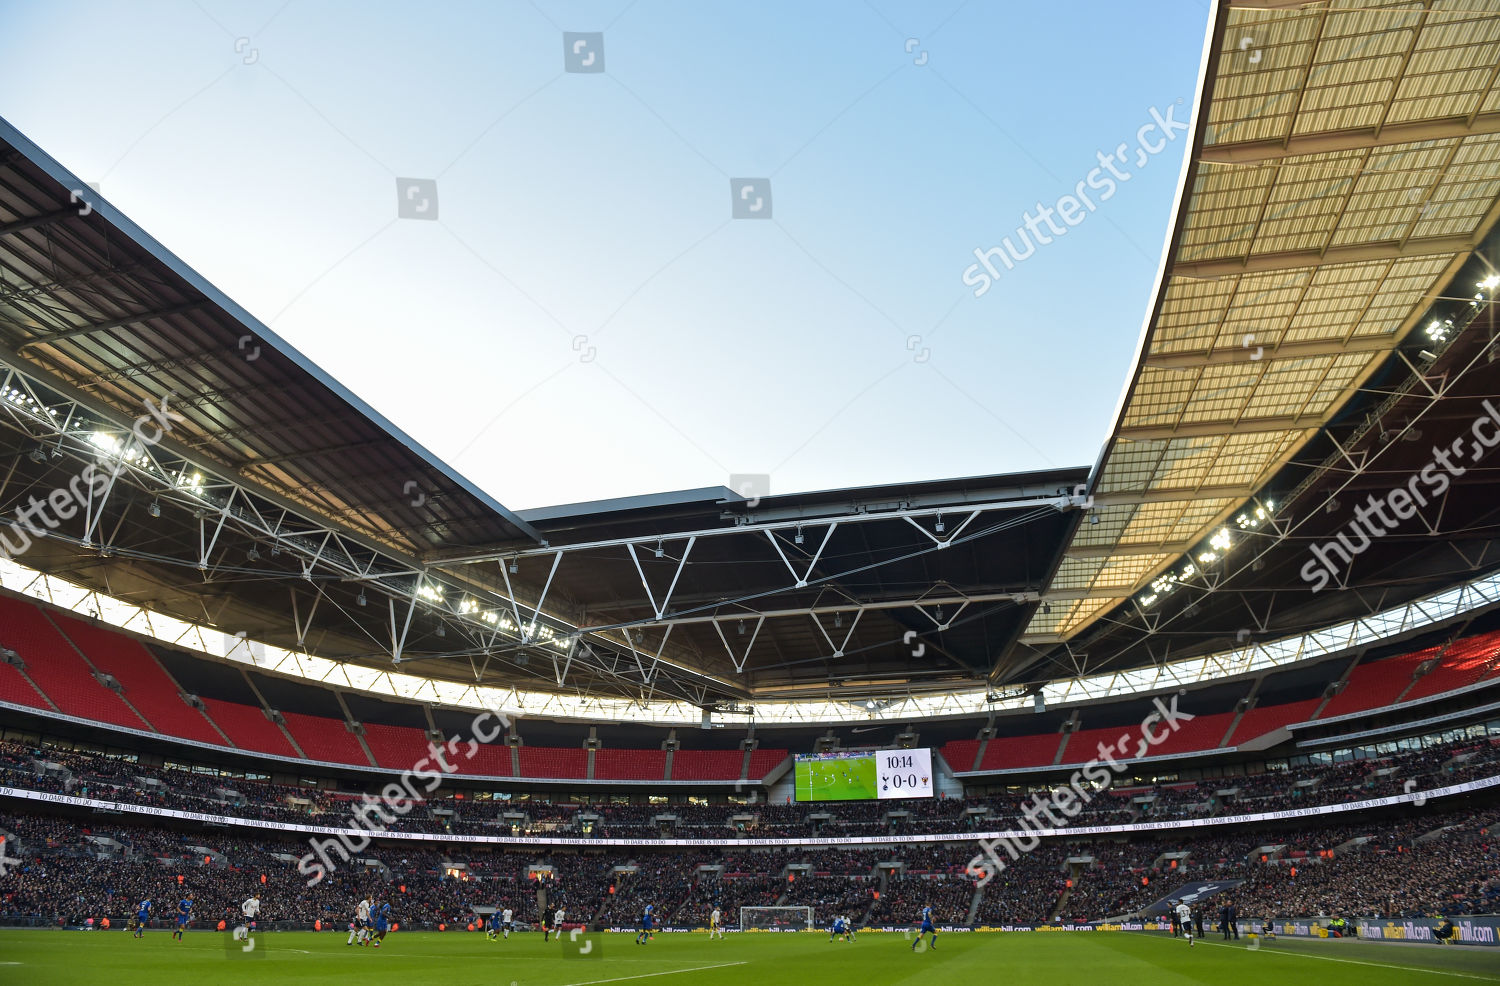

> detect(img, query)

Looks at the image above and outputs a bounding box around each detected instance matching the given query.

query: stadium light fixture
[146,500,161,518]
[653,540,664,558]
[246,546,260,562]
[26,445,45,464]
[794,526,804,545]
[356,591,367,607]
[935,514,945,533]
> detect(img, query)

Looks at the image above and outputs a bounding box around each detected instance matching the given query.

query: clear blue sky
[0,0,1210,510]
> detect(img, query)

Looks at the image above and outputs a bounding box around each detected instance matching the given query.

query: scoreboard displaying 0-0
[793,749,934,802]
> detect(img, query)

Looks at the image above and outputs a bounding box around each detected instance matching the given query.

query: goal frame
[739,905,814,931]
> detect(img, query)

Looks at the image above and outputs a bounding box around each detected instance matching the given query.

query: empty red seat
[670,749,743,780]
[361,722,436,770]
[0,598,143,729]
[939,739,981,771]
[979,733,1065,770]
[281,711,370,765]
[516,746,588,779]
[51,613,221,744]
[745,748,788,779]
[202,698,299,758]
[594,748,666,780]
[1228,699,1322,745]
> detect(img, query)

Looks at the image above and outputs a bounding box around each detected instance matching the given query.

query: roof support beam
[0,208,75,237]
[16,303,205,353]
[1066,541,1195,559]
[1142,334,1397,369]
[1117,418,1320,440]
[1091,484,1259,506]
[1198,111,1500,164]
[1170,234,1472,279]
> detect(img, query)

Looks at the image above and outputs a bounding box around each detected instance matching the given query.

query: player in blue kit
[911,905,936,952]
[486,908,503,941]
[635,903,654,944]
[372,899,392,948]
[829,915,848,942]
[132,899,150,938]
[172,892,193,941]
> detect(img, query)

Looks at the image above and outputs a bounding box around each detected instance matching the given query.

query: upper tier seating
[670,749,744,780]
[594,748,667,781]
[280,711,370,765]
[201,697,299,758]
[50,613,222,744]
[517,746,588,779]
[0,597,142,729]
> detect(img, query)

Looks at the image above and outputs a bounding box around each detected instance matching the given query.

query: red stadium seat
[1402,630,1500,701]
[977,733,1064,770]
[669,749,743,780]
[0,597,144,729]
[745,748,788,780]
[1320,649,1436,719]
[516,746,588,779]
[1226,698,1322,746]
[202,698,299,758]
[938,739,981,772]
[361,722,437,770]
[49,612,222,744]
[280,711,371,765]
[594,748,666,781]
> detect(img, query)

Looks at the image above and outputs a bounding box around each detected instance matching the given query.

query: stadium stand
[1319,648,1439,719]
[199,697,299,758]
[279,711,370,766]
[974,732,1062,770]
[745,747,789,780]
[937,738,980,771]
[669,748,744,780]
[0,658,49,711]
[1226,698,1323,746]
[1402,630,1500,701]
[360,722,437,771]
[593,747,666,781]
[48,613,223,745]
[0,599,143,729]
[517,746,588,779]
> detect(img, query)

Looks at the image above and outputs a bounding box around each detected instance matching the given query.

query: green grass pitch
[796,756,878,801]
[0,928,1493,986]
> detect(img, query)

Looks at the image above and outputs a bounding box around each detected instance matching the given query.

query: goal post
[739,906,814,931]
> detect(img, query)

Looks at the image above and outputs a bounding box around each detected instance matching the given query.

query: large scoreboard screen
[793,749,934,802]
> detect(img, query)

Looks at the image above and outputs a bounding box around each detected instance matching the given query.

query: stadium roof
[1020,0,1500,669]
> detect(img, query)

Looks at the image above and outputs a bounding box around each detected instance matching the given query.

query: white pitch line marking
[1181,936,1500,981]
[558,960,748,986]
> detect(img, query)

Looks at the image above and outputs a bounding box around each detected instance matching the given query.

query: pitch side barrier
[1109,917,1500,946]
[2,773,1498,847]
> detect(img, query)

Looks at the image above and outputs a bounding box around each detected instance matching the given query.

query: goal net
[739,906,814,931]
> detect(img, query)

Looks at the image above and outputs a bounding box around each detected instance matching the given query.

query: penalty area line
[1183,936,1500,981]
[558,960,748,986]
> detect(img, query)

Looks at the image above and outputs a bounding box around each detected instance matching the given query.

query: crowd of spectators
[4,736,1497,843]
[0,798,1494,930]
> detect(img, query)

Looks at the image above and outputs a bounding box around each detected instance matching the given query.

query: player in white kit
[1175,901,1195,947]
